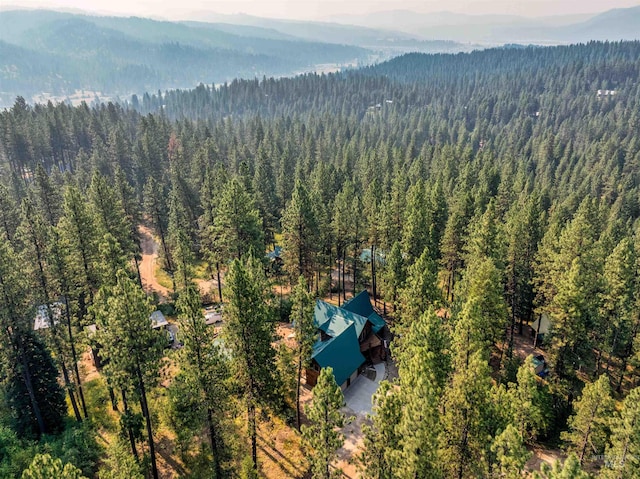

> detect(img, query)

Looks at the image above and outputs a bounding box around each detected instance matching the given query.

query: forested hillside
[0,9,470,109]
[0,10,371,108]
[1,40,640,477]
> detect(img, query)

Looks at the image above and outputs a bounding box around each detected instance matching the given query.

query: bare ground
[138,225,171,301]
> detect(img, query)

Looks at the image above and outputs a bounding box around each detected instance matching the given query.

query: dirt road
[138,225,171,301]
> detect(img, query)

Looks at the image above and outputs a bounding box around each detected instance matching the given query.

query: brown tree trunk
[134,255,143,288]
[296,354,303,431]
[122,390,139,461]
[61,357,81,422]
[207,408,222,479]
[136,364,158,479]
[216,262,223,302]
[64,296,88,418]
[342,249,347,301]
[18,339,46,435]
[371,245,376,303]
[249,401,257,468]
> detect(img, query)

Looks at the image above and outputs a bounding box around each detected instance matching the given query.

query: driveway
[342,362,385,415]
[335,361,387,477]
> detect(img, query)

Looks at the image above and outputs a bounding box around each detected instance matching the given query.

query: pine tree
[504,195,541,346]
[456,256,508,351]
[440,194,471,303]
[252,144,279,246]
[0,233,65,438]
[362,180,383,303]
[601,238,636,375]
[96,233,130,288]
[508,355,550,442]
[213,178,264,261]
[332,181,354,303]
[17,197,82,422]
[281,182,319,285]
[599,387,640,478]
[21,454,87,479]
[223,257,279,469]
[464,199,505,269]
[439,303,494,478]
[301,367,345,479]
[168,189,195,291]
[401,180,431,263]
[533,454,590,479]
[175,284,229,478]
[47,224,88,418]
[32,163,62,227]
[0,183,19,241]
[358,381,402,479]
[143,177,173,281]
[382,241,405,313]
[427,181,448,259]
[396,248,440,332]
[439,343,494,478]
[490,424,531,479]
[5,330,66,439]
[93,270,164,479]
[58,184,98,315]
[562,375,615,464]
[358,381,403,479]
[291,276,316,430]
[535,199,604,377]
[99,440,144,479]
[113,166,142,284]
[395,312,446,478]
[88,172,132,259]
[199,164,228,302]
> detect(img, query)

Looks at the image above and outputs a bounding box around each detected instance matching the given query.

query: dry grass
[257,414,308,479]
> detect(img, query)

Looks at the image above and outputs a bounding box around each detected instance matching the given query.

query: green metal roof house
[306,291,387,389]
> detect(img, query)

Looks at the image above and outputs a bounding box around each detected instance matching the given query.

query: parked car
[532,354,549,378]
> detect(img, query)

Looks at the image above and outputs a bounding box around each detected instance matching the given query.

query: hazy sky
[5,0,640,20]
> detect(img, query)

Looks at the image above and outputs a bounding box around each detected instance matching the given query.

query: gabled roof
[314,300,370,338]
[531,313,551,335]
[150,310,168,329]
[312,323,365,386]
[311,292,386,387]
[342,291,386,334]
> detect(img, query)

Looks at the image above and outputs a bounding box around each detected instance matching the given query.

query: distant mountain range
[0,6,638,108]
[179,12,467,52]
[0,9,467,108]
[324,6,640,43]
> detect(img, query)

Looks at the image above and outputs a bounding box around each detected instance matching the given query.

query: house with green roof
[306,291,387,390]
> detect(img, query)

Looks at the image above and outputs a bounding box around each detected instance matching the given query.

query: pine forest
[1,39,640,478]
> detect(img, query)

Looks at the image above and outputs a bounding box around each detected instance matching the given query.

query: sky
[4,0,640,20]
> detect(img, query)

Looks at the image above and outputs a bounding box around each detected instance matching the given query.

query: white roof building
[150,310,168,329]
[33,303,64,331]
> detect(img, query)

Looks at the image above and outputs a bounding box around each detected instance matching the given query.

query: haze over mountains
[0,9,469,107]
[0,5,639,108]
[325,6,640,44]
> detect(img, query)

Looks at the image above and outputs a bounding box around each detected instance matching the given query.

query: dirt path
[526,446,565,472]
[138,225,171,301]
[195,277,220,300]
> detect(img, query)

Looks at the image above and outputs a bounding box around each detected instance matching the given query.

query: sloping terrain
[0,10,369,106]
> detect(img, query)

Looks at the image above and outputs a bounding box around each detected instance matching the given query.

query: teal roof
[314,300,369,338]
[311,294,386,386]
[342,291,386,334]
[312,323,365,386]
